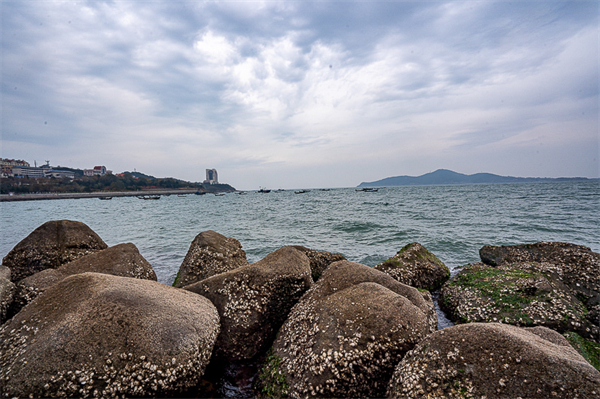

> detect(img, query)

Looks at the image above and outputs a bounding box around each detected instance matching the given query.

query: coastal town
[0,158,234,200]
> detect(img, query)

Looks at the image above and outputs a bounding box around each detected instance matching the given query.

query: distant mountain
[358,169,595,187]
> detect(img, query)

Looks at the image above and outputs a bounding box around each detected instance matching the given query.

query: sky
[1,1,598,190]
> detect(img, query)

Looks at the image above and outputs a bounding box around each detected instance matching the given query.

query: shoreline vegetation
[1,221,599,398]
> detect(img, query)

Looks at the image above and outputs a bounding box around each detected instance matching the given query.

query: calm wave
[1,181,598,285]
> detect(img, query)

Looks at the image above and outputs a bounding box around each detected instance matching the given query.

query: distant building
[44,169,75,179]
[12,166,45,178]
[83,166,109,176]
[204,168,219,184]
[0,158,30,167]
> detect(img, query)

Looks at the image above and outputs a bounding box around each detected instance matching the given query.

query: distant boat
[195,191,206,195]
[138,195,160,200]
[99,197,112,200]
[356,188,379,192]
[235,191,247,195]
[258,187,271,193]
[295,190,310,194]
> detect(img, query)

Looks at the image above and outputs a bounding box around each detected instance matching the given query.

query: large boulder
[258,260,436,399]
[174,230,248,288]
[0,272,220,398]
[290,245,346,281]
[0,277,15,325]
[480,242,600,326]
[374,242,450,291]
[184,246,312,362]
[2,220,107,282]
[440,262,599,340]
[387,323,600,398]
[12,243,157,315]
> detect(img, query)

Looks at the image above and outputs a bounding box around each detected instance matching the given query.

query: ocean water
[1,181,599,286]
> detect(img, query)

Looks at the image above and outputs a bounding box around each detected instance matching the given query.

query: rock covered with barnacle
[2,220,108,283]
[174,230,248,288]
[480,242,600,327]
[0,275,15,325]
[387,323,600,398]
[184,246,313,362]
[374,242,450,291]
[289,245,346,281]
[258,260,437,399]
[0,272,220,398]
[440,262,599,340]
[11,243,157,316]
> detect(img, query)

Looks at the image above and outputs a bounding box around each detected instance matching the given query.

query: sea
[1,180,599,396]
[1,181,598,286]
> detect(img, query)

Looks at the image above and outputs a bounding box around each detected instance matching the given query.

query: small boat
[235,191,247,195]
[356,188,379,192]
[258,187,271,193]
[99,197,112,200]
[195,191,207,195]
[138,195,160,200]
[295,190,310,194]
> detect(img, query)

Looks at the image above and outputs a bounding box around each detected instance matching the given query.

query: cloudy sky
[1,1,598,190]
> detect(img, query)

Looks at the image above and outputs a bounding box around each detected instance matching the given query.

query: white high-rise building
[205,169,218,184]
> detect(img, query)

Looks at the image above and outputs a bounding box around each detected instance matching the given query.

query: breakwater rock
[0,272,219,398]
[1,220,599,398]
[374,242,450,291]
[2,220,108,282]
[11,242,157,317]
[387,323,600,398]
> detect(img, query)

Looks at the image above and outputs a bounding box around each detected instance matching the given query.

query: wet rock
[439,262,599,340]
[375,242,450,291]
[258,260,436,399]
[2,220,107,282]
[12,243,157,315]
[480,242,600,326]
[184,246,312,362]
[387,323,600,398]
[174,230,248,288]
[0,272,220,398]
[0,277,15,325]
[290,245,346,281]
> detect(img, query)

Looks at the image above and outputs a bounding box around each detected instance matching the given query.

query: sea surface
[1,181,599,396]
[2,181,599,285]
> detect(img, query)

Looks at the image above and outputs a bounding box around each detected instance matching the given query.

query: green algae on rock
[374,242,450,291]
[440,262,599,340]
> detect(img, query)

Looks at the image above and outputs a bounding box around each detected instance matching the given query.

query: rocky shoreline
[1,220,599,398]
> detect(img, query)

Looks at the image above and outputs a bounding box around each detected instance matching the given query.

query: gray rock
[185,246,312,362]
[0,272,220,398]
[440,262,599,340]
[0,277,16,325]
[2,220,107,282]
[12,243,157,315]
[290,246,346,281]
[174,230,248,288]
[0,265,10,281]
[387,323,600,398]
[480,242,600,326]
[258,260,436,398]
[375,242,450,291]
